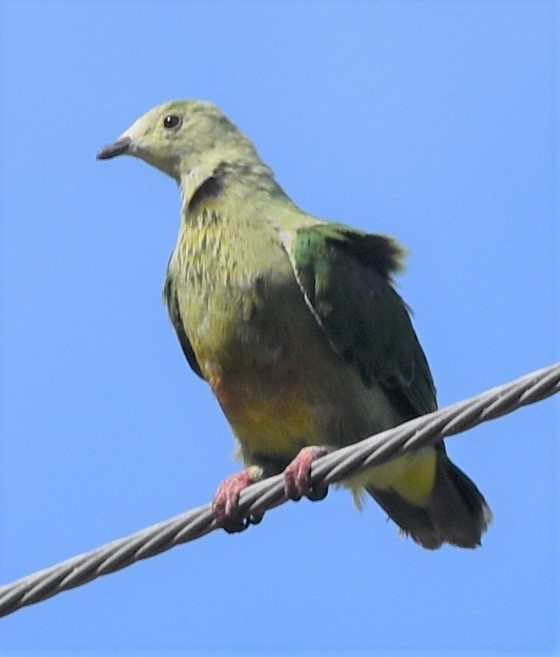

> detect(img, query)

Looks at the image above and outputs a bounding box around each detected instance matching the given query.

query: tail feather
[367,453,492,549]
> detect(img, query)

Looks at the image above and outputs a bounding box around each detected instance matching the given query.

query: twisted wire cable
[1,362,558,618]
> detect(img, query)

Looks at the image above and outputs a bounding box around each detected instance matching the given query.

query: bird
[97,100,492,548]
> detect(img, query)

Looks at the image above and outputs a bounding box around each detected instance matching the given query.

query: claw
[212,470,261,532]
[284,446,330,501]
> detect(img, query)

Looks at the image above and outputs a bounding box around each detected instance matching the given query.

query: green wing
[163,269,204,380]
[286,223,436,419]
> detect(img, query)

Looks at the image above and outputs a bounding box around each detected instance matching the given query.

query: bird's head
[97,100,255,183]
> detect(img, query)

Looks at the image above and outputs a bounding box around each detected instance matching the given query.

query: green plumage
[98,99,492,548]
[289,225,435,417]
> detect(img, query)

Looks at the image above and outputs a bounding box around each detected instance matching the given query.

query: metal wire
[1,362,558,618]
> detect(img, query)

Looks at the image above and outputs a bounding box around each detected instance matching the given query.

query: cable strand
[1,362,558,618]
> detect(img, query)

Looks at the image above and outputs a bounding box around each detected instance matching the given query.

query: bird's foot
[284,446,330,502]
[212,469,264,533]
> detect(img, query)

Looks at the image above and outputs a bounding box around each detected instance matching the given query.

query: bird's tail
[366,449,492,549]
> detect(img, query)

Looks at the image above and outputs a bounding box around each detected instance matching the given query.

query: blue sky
[1,0,558,654]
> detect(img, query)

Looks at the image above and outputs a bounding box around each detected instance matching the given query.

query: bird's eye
[163,115,182,129]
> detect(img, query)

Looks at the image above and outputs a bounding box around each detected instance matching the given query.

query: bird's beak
[96,136,132,160]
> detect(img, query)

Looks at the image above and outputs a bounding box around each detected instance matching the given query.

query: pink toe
[284,446,329,500]
[212,470,254,531]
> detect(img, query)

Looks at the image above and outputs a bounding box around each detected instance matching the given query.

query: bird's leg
[284,446,331,502]
[212,466,264,533]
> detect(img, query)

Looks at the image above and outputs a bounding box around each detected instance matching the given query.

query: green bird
[97,100,492,548]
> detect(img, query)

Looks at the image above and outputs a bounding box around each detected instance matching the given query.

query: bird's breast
[168,213,399,461]
[171,214,311,376]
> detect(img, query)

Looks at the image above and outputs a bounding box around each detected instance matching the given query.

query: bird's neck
[179,147,290,215]
[172,167,292,283]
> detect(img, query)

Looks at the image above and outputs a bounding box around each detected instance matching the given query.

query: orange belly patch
[209,372,319,458]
